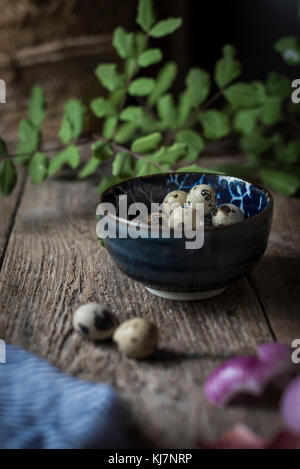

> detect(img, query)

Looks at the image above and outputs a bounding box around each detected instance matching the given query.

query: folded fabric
[0,344,128,449]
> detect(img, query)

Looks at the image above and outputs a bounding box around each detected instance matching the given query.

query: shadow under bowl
[99,172,273,301]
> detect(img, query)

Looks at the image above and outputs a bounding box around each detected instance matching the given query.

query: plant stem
[0,136,92,161]
[93,134,169,172]
[180,88,225,131]
[110,33,149,140]
[164,88,225,144]
[0,133,168,173]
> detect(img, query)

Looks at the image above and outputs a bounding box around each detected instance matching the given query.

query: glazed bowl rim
[99,171,273,232]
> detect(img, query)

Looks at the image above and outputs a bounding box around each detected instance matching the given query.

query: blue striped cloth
[0,345,128,449]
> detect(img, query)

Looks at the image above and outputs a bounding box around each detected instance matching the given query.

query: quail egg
[73,303,117,341]
[186,184,217,215]
[168,206,203,231]
[212,203,244,226]
[163,190,187,215]
[113,318,158,358]
[147,211,169,228]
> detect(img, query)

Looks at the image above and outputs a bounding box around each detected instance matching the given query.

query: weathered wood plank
[0,171,281,447]
[249,193,300,344]
[0,169,25,265]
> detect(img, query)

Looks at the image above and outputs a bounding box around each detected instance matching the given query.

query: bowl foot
[145,287,226,301]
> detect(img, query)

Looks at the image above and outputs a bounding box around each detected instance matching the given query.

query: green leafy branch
[1,0,300,197]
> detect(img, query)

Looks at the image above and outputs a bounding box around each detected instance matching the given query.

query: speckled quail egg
[163,190,187,215]
[168,206,203,231]
[186,184,217,215]
[73,303,117,341]
[212,204,244,226]
[113,318,158,358]
[147,211,169,228]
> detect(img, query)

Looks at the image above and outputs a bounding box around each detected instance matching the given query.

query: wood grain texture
[0,169,25,264]
[249,193,300,343]
[0,168,286,448]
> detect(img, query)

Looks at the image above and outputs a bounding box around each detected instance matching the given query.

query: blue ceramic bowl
[99,172,273,300]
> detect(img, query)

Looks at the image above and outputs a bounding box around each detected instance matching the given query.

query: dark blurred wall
[2,0,300,142]
[189,0,300,80]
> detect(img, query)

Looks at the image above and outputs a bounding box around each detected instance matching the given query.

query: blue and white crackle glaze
[165,173,268,218]
[105,172,270,219]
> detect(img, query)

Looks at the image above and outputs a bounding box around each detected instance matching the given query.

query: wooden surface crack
[0,170,27,271]
[246,275,277,342]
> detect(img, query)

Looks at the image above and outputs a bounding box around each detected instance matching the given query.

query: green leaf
[176,130,204,162]
[114,122,137,143]
[213,163,252,178]
[134,32,148,55]
[138,48,163,67]
[102,117,118,139]
[129,77,155,96]
[92,141,113,161]
[275,37,300,65]
[0,160,17,196]
[215,44,242,88]
[240,132,272,156]
[48,145,80,176]
[224,82,266,109]
[120,106,144,122]
[90,97,116,118]
[131,132,162,153]
[136,0,155,32]
[95,64,125,91]
[275,141,300,164]
[153,143,187,164]
[78,157,101,179]
[177,165,220,174]
[113,27,135,59]
[266,72,290,99]
[0,138,7,156]
[135,160,165,177]
[138,114,166,133]
[16,118,40,163]
[260,96,282,126]
[58,99,86,143]
[98,175,121,195]
[259,169,300,196]
[58,119,72,144]
[150,18,182,38]
[112,152,134,178]
[28,152,48,183]
[148,61,177,105]
[233,109,260,135]
[199,110,230,140]
[109,89,126,108]
[29,86,45,127]
[157,94,177,128]
[176,130,204,151]
[185,68,210,108]
[177,91,192,127]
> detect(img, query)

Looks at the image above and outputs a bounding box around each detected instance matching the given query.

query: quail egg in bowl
[98,172,273,301]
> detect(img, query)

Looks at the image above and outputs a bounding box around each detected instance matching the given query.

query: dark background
[1,0,300,141]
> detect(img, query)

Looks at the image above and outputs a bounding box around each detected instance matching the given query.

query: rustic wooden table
[1,154,300,448]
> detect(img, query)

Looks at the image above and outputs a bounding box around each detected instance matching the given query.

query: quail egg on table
[212,203,244,226]
[73,302,117,341]
[186,184,217,215]
[113,318,158,358]
[163,190,187,215]
[168,206,202,231]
